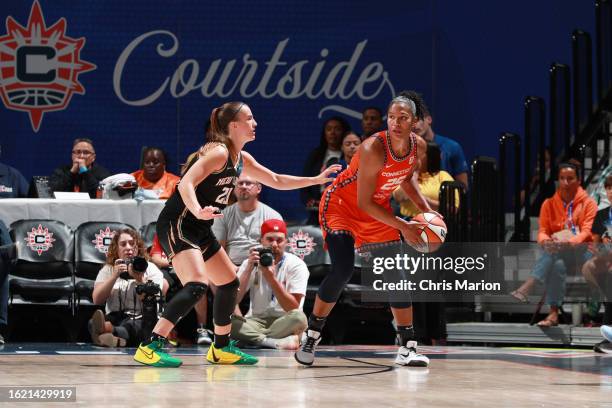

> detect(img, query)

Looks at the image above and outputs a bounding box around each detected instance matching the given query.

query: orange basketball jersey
[319,130,419,248]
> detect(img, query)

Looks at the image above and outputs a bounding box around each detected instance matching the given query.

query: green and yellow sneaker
[134,339,183,367]
[206,340,258,365]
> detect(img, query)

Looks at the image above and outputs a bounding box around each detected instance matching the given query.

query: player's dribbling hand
[195,206,223,220]
[397,217,427,248]
[317,164,343,184]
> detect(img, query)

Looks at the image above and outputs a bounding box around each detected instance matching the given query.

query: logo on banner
[92,227,116,254]
[0,1,96,132]
[24,224,56,256]
[288,229,316,260]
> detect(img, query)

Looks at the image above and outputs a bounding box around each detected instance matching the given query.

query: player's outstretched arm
[241,151,341,190]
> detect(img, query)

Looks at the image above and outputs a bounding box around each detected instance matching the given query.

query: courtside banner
[0,1,594,221]
[358,242,594,303]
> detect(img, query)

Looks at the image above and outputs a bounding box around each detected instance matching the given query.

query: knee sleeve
[162,281,207,325]
[213,278,239,326]
[318,233,355,303]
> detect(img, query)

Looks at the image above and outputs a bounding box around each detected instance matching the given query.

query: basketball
[410,212,447,253]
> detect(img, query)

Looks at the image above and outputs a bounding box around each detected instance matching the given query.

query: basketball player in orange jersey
[295,93,438,367]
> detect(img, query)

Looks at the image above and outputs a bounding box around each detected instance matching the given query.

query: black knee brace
[213,278,239,326]
[162,281,207,325]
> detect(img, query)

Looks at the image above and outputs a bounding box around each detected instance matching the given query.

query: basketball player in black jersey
[134,101,341,367]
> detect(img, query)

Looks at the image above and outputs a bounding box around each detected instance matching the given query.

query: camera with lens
[118,256,148,280]
[256,247,274,267]
[135,280,161,339]
[135,279,161,297]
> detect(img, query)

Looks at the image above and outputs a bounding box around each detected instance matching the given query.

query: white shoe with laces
[394,340,429,367]
[294,330,321,366]
[196,328,213,345]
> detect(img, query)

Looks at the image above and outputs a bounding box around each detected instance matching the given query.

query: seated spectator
[131,147,179,199]
[590,164,612,209]
[339,131,361,170]
[393,140,456,218]
[582,175,612,352]
[49,138,110,198]
[404,91,469,189]
[90,228,168,347]
[360,106,383,140]
[231,219,308,350]
[511,163,596,326]
[0,161,28,198]
[213,174,283,266]
[301,116,350,224]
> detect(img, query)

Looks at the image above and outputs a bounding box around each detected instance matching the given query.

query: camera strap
[269,254,286,303]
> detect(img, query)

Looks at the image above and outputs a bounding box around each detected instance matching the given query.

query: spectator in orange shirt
[511,163,597,326]
[132,147,179,199]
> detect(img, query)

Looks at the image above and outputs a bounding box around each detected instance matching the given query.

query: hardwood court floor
[1,344,611,407]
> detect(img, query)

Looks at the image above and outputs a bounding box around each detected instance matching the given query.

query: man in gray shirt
[197,174,281,345]
[212,174,283,265]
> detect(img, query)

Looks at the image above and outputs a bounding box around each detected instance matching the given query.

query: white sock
[259,337,278,349]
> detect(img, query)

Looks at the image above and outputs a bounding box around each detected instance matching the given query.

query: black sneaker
[594,340,612,354]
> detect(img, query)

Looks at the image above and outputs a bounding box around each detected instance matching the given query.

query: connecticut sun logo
[288,229,316,260]
[24,224,56,256]
[0,1,96,132]
[92,227,116,254]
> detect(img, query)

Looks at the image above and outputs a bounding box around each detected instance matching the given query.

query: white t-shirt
[212,202,282,265]
[237,252,309,319]
[94,262,164,315]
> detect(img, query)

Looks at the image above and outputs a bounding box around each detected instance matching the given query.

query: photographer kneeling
[231,219,309,350]
[90,228,168,347]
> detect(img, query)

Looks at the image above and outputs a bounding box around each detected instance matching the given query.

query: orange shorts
[319,189,400,249]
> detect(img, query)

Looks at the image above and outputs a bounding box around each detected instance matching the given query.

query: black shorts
[156,211,221,261]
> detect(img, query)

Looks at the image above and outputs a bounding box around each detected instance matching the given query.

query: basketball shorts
[319,190,401,250]
[156,211,221,261]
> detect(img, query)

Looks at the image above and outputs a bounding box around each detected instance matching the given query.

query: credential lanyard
[270,254,286,303]
[564,200,576,235]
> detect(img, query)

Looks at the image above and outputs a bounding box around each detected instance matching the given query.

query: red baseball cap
[261,219,287,237]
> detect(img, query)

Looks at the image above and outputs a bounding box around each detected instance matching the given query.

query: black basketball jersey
[161,144,243,225]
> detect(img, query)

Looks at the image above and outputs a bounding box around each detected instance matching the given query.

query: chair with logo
[8,219,76,341]
[139,221,157,252]
[285,224,330,305]
[74,221,134,306]
[8,219,75,308]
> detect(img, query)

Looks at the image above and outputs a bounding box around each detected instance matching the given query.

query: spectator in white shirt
[231,219,309,350]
